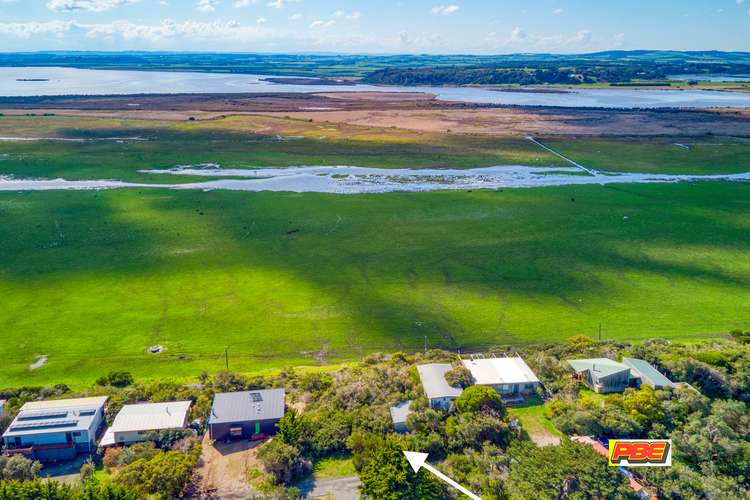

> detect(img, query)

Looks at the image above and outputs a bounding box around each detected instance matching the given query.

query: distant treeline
[362,61,750,86]
[2,50,750,79]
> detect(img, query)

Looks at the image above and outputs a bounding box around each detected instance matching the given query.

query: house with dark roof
[208,389,285,441]
[567,358,631,393]
[622,358,676,390]
[1,396,108,462]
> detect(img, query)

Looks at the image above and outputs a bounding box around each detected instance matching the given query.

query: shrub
[258,440,309,485]
[103,447,123,468]
[96,372,134,388]
[444,363,473,388]
[455,386,506,417]
[0,455,42,481]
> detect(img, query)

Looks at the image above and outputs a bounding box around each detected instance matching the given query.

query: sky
[0,0,748,54]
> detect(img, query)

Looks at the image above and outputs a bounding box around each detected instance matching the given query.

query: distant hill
[0,50,749,79]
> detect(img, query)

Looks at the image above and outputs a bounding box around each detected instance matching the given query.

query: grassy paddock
[0,114,562,182]
[542,135,750,175]
[1,182,748,387]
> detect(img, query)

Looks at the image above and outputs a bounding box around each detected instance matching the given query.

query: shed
[101,401,191,447]
[208,389,285,441]
[567,358,631,393]
[389,401,413,433]
[416,364,463,410]
[622,358,676,390]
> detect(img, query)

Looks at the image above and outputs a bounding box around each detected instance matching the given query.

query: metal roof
[2,396,107,438]
[567,358,630,378]
[110,401,191,433]
[622,358,676,389]
[462,357,540,385]
[416,364,463,400]
[209,389,285,425]
[389,400,413,425]
[21,396,108,411]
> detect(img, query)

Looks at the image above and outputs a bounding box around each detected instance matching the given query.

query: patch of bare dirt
[257,107,750,137]
[196,433,263,499]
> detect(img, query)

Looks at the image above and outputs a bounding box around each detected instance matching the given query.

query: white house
[0,400,6,416]
[100,401,191,447]
[1,396,108,462]
[416,364,463,410]
[462,356,540,396]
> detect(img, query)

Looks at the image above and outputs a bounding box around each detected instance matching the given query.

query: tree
[455,386,506,417]
[444,364,473,389]
[258,440,308,485]
[359,436,445,500]
[114,447,201,498]
[96,371,134,388]
[0,455,42,481]
[507,441,634,500]
[79,460,95,485]
[276,408,306,447]
[446,414,511,452]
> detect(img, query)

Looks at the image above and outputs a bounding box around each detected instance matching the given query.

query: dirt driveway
[197,434,263,499]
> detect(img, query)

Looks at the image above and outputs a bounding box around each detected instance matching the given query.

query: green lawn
[311,454,357,480]
[1,181,748,387]
[508,398,563,440]
[542,136,750,175]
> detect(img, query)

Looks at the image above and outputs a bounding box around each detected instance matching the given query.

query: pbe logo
[608,439,672,467]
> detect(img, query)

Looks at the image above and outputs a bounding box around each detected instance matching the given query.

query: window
[72,431,82,437]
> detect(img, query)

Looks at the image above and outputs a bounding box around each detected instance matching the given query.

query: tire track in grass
[526,136,598,175]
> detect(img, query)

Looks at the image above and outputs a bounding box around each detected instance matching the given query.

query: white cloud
[431,4,460,16]
[333,10,361,20]
[553,8,563,15]
[309,19,336,29]
[510,26,526,42]
[290,13,302,20]
[737,0,745,5]
[233,0,256,6]
[46,0,140,12]
[197,0,219,12]
[267,0,299,8]
[0,19,75,38]
[256,17,267,24]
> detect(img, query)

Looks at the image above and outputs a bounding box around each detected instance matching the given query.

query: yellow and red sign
[608,439,672,467]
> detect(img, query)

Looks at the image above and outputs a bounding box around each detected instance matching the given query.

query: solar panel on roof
[11,420,78,431]
[250,392,263,402]
[17,410,69,420]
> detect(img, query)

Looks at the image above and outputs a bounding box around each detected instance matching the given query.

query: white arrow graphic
[403,451,481,500]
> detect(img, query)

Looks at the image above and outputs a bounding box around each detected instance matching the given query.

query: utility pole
[424,336,428,353]
[598,323,602,342]
[224,346,229,370]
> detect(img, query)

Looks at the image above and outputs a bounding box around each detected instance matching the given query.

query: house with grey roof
[2,396,108,462]
[622,358,676,390]
[100,401,192,447]
[417,364,463,410]
[389,400,413,433]
[567,358,631,393]
[208,389,285,441]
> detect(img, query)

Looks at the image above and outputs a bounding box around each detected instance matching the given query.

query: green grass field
[543,136,750,174]
[1,182,748,387]
[1,115,749,387]
[0,115,563,182]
